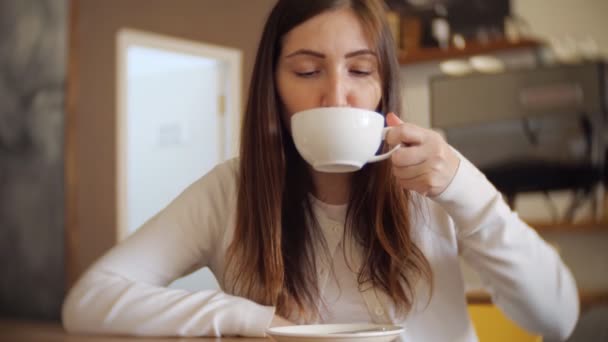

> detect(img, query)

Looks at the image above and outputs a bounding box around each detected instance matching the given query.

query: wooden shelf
[398,39,540,65]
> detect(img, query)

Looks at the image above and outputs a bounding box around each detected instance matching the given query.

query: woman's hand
[385,113,460,197]
[269,315,294,328]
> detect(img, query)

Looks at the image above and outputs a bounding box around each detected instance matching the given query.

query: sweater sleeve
[62,160,275,337]
[431,152,579,341]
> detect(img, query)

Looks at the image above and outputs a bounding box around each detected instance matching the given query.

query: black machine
[430,62,607,221]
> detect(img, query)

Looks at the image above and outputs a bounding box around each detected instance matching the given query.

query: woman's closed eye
[349,69,372,76]
[294,69,373,78]
[295,70,320,78]
[348,61,376,77]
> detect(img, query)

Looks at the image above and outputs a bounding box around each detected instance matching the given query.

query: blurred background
[0,0,606,341]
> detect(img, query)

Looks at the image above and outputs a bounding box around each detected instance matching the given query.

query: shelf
[398,39,540,65]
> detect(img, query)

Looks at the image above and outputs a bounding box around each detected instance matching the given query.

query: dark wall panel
[0,0,66,320]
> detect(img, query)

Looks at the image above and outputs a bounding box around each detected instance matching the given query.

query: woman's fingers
[392,158,433,180]
[390,145,426,167]
[270,315,294,328]
[385,113,460,196]
[386,112,402,127]
[385,113,427,147]
[385,122,427,147]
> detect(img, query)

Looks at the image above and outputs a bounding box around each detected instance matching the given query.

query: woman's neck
[309,169,352,205]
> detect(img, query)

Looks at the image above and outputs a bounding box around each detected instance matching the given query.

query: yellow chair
[468,304,542,342]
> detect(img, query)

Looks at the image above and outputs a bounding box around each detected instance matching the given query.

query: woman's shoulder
[193,157,240,194]
[175,157,241,213]
[211,157,240,179]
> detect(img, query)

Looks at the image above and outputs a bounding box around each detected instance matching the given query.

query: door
[116,29,242,291]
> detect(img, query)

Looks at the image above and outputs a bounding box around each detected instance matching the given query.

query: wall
[73,0,277,281]
[0,0,66,319]
[513,0,608,57]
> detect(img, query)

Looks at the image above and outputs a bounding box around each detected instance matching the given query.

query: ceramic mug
[291,107,401,173]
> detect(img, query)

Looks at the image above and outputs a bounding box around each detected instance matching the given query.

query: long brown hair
[226,0,432,320]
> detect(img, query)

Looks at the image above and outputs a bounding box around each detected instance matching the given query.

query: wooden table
[0,320,269,342]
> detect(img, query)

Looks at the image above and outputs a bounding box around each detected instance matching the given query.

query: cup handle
[367,127,401,163]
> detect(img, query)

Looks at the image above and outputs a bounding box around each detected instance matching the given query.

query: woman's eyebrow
[284,49,377,59]
[344,49,377,58]
[285,49,325,58]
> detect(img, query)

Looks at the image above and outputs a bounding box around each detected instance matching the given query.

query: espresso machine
[430,62,607,222]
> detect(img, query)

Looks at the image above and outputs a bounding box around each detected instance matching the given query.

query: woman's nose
[321,73,349,107]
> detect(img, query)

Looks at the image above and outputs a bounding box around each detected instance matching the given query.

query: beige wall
[513,0,608,57]
[74,0,277,280]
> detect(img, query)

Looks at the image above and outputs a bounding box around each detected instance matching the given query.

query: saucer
[266,323,404,342]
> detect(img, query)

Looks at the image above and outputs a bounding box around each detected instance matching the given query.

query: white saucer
[266,323,404,342]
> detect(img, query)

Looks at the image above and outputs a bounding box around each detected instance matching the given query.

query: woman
[62,0,579,341]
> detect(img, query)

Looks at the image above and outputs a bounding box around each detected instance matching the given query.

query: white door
[116,29,242,291]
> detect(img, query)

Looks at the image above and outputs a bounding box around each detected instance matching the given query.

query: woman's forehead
[280,8,375,57]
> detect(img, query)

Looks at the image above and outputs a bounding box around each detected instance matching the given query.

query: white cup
[291,107,400,173]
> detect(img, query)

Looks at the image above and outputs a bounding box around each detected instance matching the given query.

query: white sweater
[62,155,579,341]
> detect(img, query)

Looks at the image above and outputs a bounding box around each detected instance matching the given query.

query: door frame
[115,28,242,241]
[65,0,79,289]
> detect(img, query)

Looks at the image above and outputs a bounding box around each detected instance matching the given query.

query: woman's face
[276,8,382,126]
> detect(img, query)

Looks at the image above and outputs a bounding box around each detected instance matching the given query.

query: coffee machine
[430,62,607,221]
